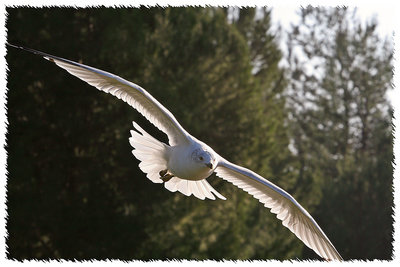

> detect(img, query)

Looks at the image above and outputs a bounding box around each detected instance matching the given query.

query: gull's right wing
[8,44,191,146]
[215,158,343,261]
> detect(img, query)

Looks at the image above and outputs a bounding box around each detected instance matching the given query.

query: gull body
[168,141,217,181]
[8,44,343,261]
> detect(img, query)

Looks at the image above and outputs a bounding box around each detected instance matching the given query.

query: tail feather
[129,122,168,184]
[164,177,226,200]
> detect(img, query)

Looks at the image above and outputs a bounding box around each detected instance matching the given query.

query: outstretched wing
[215,158,342,261]
[8,44,190,146]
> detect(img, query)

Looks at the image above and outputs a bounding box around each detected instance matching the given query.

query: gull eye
[199,156,204,161]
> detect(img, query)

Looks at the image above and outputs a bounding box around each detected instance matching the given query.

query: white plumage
[9,44,343,261]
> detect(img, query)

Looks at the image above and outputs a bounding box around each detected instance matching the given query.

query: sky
[271,5,395,39]
[270,4,397,109]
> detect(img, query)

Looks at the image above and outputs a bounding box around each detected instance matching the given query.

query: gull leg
[159,169,174,182]
[159,169,168,177]
[161,174,174,182]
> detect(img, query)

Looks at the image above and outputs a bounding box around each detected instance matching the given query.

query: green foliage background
[6,7,393,260]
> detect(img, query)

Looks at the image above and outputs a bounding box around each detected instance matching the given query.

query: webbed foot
[159,169,174,182]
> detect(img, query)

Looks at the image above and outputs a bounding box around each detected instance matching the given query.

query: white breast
[167,145,213,181]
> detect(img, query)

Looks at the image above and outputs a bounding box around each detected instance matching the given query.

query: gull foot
[159,169,174,182]
[159,169,168,177]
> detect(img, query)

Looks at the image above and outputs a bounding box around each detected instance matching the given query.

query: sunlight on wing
[215,159,343,261]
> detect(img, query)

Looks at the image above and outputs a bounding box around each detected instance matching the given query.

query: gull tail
[164,178,226,200]
[129,122,169,184]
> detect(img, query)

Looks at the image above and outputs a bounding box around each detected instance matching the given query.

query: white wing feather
[215,158,342,261]
[14,45,190,146]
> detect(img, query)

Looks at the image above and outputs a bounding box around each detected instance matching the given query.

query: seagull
[8,43,343,261]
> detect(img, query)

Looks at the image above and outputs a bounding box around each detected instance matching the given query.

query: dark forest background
[5,7,393,260]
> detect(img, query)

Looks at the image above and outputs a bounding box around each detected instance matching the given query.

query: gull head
[191,148,216,170]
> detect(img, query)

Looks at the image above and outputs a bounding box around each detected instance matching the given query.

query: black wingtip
[7,43,62,65]
[7,43,46,57]
[6,43,33,54]
[6,42,19,49]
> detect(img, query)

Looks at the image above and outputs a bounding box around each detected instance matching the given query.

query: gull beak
[206,163,213,169]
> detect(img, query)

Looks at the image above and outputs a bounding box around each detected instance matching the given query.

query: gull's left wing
[7,44,191,146]
[215,158,342,261]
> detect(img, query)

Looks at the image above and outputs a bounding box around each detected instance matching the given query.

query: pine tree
[136,7,293,260]
[7,7,291,260]
[286,7,393,259]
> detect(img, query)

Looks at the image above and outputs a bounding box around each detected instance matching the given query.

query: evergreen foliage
[286,7,393,260]
[6,6,393,260]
